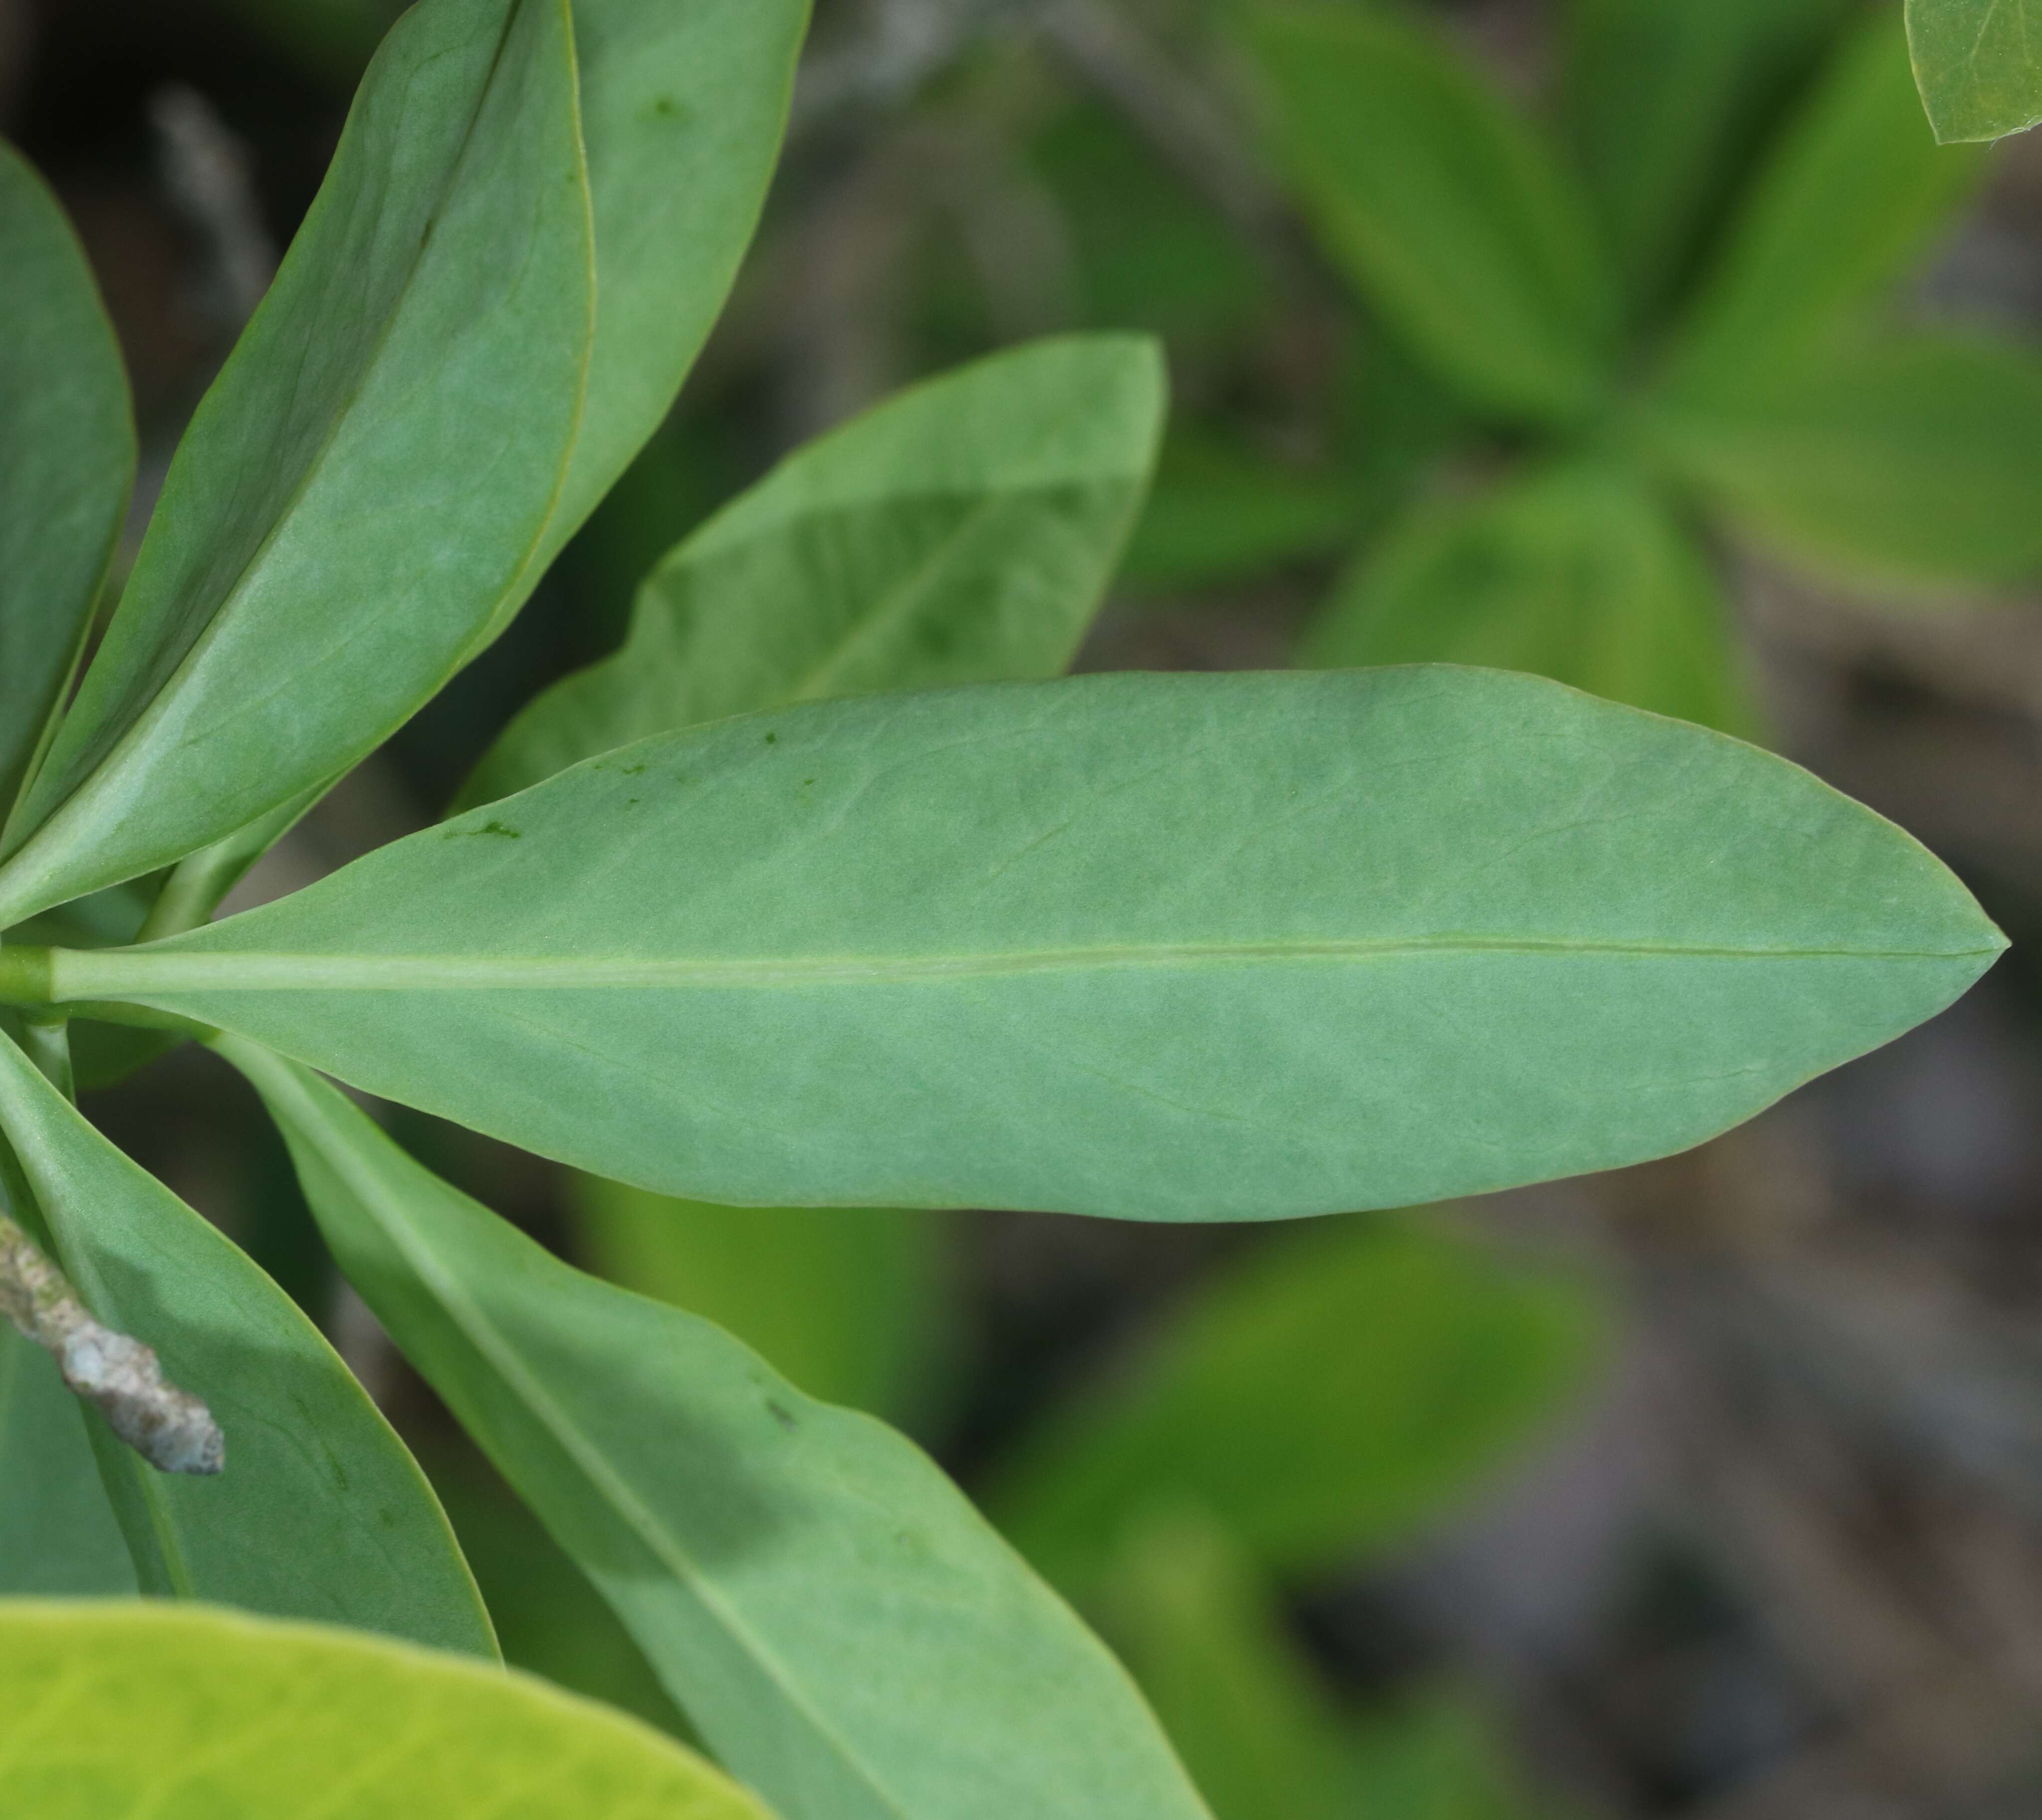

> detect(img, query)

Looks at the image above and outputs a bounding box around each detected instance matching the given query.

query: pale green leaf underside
[461,335,1164,807]
[1907,0,2042,142]
[229,1044,1213,1820]
[1244,3,1616,423]
[0,142,135,827]
[0,0,593,926]
[1662,8,1986,401]
[0,1036,494,1655]
[990,1216,1602,1585]
[60,670,2002,1222]
[0,1601,770,1820]
[1653,333,2042,592]
[1302,461,1754,736]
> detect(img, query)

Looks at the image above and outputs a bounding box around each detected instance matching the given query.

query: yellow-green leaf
[0,1600,773,1820]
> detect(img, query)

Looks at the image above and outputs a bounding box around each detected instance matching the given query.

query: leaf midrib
[53,934,2001,1003]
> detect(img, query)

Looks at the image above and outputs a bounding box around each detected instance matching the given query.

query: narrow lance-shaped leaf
[1559,0,1852,319]
[1301,460,1755,736]
[542,0,810,566]
[460,335,1165,807]
[1650,333,2042,595]
[0,1035,495,1655]
[0,142,135,826]
[1907,0,2042,143]
[227,1041,1214,1820]
[988,1215,1603,1587]
[21,670,2005,1222]
[0,1601,774,1820]
[1661,8,1986,402]
[0,0,594,927]
[1240,3,1617,424]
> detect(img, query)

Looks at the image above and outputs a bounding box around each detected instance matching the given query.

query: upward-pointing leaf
[228,1044,1213,1820]
[0,1601,773,1820]
[0,0,593,927]
[1661,8,1986,402]
[543,0,809,565]
[35,670,2004,1222]
[1907,0,2042,142]
[0,1036,495,1656]
[1240,3,1617,424]
[460,335,1166,808]
[1559,0,1852,318]
[0,143,134,827]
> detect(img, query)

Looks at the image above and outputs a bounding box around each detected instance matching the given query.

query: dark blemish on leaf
[652,94,682,120]
[764,732,778,744]
[802,778,815,788]
[447,819,521,840]
[767,1400,798,1432]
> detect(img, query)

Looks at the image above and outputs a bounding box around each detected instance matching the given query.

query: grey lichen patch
[0,1211,224,1475]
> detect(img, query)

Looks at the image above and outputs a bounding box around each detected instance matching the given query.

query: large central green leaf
[41,670,2002,1221]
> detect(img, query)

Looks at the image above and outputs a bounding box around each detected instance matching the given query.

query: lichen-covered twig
[0,1210,223,1475]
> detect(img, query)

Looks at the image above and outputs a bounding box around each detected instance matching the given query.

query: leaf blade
[1240,3,1616,423]
[52,670,2003,1222]
[1661,9,1987,401]
[1907,0,2042,142]
[461,335,1165,807]
[1652,333,2042,592]
[0,0,594,925]
[0,142,135,826]
[0,1035,495,1654]
[989,1215,1603,1585]
[1301,462,1755,735]
[0,1600,773,1820]
[228,1042,1214,1820]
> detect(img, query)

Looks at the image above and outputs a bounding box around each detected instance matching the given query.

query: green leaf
[0,1325,137,1597]
[1652,334,2042,593]
[989,1216,1602,1584]
[1120,432,1366,593]
[0,1600,773,1819]
[1097,1509,1356,1820]
[1661,8,1987,402]
[47,670,2005,1221]
[226,1042,1213,1820]
[1560,0,1852,317]
[0,142,134,827]
[0,0,594,928]
[1240,3,1616,424]
[1907,0,2042,142]
[1098,1511,1545,1820]
[544,0,808,569]
[0,1035,495,1654]
[574,1180,946,1420]
[459,336,1165,808]
[1301,462,1755,736]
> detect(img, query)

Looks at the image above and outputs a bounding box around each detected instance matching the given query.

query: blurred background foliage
[6,0,2042,1814]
